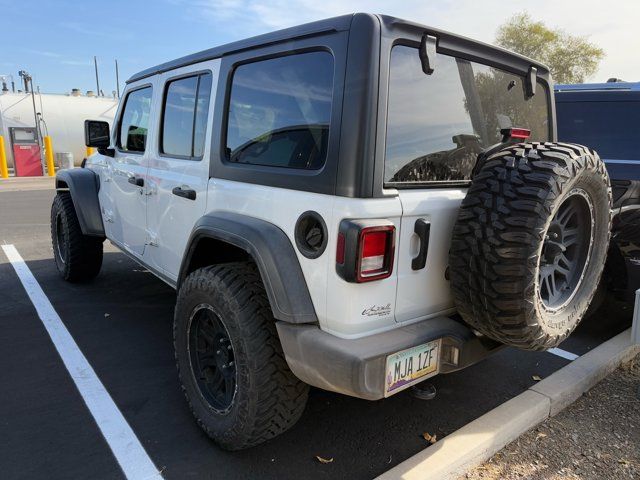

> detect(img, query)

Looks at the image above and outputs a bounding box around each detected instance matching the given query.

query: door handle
[172,186,196,201]
[412,218,430,271]
[128,176,144,187]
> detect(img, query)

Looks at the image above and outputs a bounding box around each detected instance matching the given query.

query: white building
[0,90,118,168]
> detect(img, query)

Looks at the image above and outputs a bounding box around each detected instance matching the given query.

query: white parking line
[1,244,162,480]
[547,347,580,361]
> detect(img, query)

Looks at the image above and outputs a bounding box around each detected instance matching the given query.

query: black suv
[556,81,640,303]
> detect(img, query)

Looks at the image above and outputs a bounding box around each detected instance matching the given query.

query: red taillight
[335,220,396,283]
[501,127,531,140]
[357,226,395,282]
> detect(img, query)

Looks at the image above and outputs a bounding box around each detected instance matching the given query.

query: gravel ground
[464,353,640,480]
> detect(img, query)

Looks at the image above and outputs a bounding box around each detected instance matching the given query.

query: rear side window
[225,51,334,169]
[385,46,550,184]
[118,87,153,153]
[557,101,640,160]
[161,73,212,158]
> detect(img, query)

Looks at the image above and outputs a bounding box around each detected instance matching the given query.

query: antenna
[115,59,120,98]
[94,56,101,96]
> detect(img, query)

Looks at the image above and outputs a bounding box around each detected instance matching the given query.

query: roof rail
[555,82,640,92]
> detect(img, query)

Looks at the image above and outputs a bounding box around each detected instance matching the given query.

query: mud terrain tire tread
[449,142,612,351]
[174,262,309,450]
[50,192,103,282]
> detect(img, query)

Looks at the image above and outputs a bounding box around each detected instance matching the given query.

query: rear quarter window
[225,51,334,170]
[385,45,550,185]
[161,73,212,158]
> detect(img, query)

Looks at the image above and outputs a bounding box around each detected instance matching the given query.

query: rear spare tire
[449,142,611,350]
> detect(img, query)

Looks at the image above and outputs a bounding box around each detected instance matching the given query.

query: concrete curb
[377,328,639,480]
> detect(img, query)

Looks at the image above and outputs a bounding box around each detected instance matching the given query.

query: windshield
[385,45,550,184]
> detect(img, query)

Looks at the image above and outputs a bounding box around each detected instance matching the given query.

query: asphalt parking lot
[0,181,633,480]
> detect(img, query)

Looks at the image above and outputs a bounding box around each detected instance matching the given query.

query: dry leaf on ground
[422,432,437,444]
[315,456,333,464]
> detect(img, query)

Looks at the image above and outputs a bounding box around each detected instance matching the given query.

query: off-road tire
[174,262,309,450]
[449,142,612,351]
[50,192,103,282]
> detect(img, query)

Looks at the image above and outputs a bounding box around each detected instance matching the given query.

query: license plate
[384,339,441,396]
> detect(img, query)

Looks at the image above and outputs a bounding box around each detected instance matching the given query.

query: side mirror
[84,120,111,148]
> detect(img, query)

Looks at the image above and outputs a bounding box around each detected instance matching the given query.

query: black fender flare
[55,169,105,238]
[179,212,318,324]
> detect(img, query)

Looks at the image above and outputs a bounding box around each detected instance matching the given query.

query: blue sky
[2,0,638,95]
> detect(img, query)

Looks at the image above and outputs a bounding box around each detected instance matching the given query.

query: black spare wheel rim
[538,188,594,311]
[188,304,237,414]
[54,212,66,264]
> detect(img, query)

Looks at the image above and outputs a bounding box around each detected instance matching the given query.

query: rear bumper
[276,316,503,400]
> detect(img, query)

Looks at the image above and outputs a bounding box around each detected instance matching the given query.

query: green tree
[496,13,605,84]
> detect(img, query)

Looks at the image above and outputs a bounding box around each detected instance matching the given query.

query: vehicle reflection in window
[389,133,482,182]
[126,125,148,152]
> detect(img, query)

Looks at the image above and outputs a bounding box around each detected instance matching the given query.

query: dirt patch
[464,353,640,480]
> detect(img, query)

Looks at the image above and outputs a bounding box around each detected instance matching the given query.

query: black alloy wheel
[54,212,66,265]
[188,304,237,413]
[538,189,594,310]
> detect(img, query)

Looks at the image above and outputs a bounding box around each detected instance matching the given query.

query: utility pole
[94,56,100,96]
[115,59,120,98]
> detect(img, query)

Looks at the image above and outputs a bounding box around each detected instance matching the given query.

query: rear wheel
[174,262,309,450]
[50,192,103,282]
[449,142,612,350]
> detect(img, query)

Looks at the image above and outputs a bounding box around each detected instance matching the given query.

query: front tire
[50,192,103,282]
[174,262,309,450]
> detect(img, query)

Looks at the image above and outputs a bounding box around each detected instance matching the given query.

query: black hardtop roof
[555,82,640,102]
[127,12,550,84]
[376,14,549,73]
[127,14,354,83]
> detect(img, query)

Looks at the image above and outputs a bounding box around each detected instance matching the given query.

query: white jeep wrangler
[51,13,611,450]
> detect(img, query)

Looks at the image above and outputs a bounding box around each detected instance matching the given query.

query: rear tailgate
[384,43,551,325]
[394,189,464,323]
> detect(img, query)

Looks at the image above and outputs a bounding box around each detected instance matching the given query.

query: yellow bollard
[0,135,8,179]
[44,136,56,177]
[86,146,94,157]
